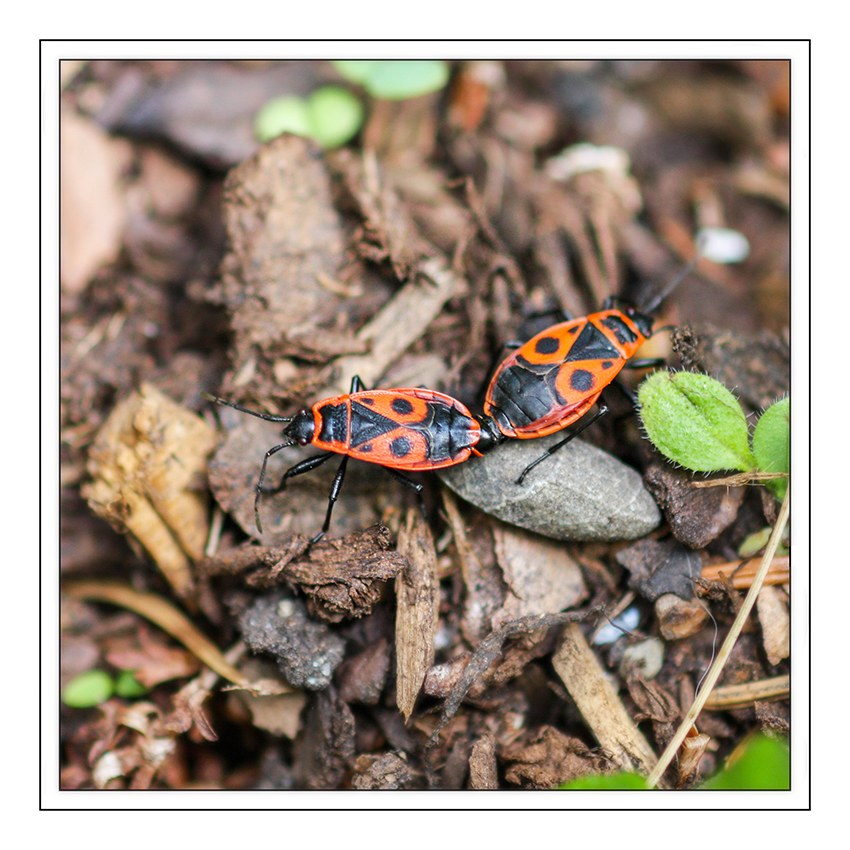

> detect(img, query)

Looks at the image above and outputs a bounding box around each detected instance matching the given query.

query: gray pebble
[620,637,665,680]
[439,434,661,541]
[238,593,345,690]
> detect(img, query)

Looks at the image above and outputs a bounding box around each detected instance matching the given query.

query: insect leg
[516,403,610,485]
[274,452,338,492]
[382,466,427,519]
[624,357,665,369]
[253,442,317,533]
[312,455,351,544]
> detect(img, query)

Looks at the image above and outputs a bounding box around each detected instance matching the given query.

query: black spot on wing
[389,435,413,458]
[391,396,414,415]
[569,369,595,392]
[534,335,560,356]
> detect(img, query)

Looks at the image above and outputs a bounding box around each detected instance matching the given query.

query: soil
[59,59,790,791]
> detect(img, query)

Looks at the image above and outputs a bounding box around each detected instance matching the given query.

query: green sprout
[255,85,365,149]
[558,733,788,790]
[638,371,788,501]
[700,733,790,790]
[61,669,115,708]
[332,60,450,100]
[114,669,149,699]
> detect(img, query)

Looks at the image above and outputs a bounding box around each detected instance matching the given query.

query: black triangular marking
[562,322,621,362]
[349,400,407,447]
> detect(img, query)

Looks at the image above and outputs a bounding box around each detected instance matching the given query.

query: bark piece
[552,622,658,775]
[82,384,217,598]
[395,509,440,722]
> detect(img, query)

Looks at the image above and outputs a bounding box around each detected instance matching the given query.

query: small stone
[238,592,345,690]
[655,593,709,640]
[620,638,665,680]
[439,435,660,541]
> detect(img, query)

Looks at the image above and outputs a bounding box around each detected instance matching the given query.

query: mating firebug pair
[206,269,687,542]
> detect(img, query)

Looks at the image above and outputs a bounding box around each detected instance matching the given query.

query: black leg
[311,455,351,544]
[254,442,312,533]
[271,452,337,493]
[256,449,335,534]
[516,403,610,485]
[624,357,665,370]
[382,466,424,494]
[383,466,428,519]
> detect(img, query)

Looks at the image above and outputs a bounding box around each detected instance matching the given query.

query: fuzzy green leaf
[638,371,756,472]
[752,397,789,501]
[700,734,789,790]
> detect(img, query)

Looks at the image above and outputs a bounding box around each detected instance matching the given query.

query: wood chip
[395,508,440,722]
[552,622,658,776]
[325,256,465,396]
[82,383,217,598]
[468,731,499,789]
[756,585,790,665]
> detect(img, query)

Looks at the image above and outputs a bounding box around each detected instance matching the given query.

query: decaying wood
[756,585,790,665]
[82,383,217,598]
[703,675,790,710]
[325,256,465,396]
[395,508,440,722]
[426,607,604,753]
[552,622,658,776]
[701,556,789,589]
[467,731,499,790]
[441,489,504,643]
[199,525,405,622]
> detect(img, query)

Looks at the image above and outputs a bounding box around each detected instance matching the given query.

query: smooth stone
[439,434,661,542]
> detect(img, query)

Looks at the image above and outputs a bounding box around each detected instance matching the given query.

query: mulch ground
[60,59,790,791]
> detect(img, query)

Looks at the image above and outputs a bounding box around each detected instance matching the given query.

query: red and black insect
[484,263,693,484]
[203,375,499,542]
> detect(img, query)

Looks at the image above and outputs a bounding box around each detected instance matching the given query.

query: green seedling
[752,396,790,501]
[332,60,449,100]
[557,733,788,790]
[700,733,790,790]
[114,669,148,699]
[559,772,648,790]
[255,85,364,149]
[61,669,115,708]
[638,371,788,502]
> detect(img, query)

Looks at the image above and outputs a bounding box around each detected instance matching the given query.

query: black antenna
[202,392,297,533]
[200,392,293,424]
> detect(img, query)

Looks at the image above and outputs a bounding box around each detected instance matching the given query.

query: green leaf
[114,669,148,698]
[62,669,115,708]
[332,60,380,86]
[254,95,312,143]
[752,397,789,501]
[638,371,756,472]
[334,59,449,99]
[306,86,364,149]
[559,772,649,790]
[700,734,790,790]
